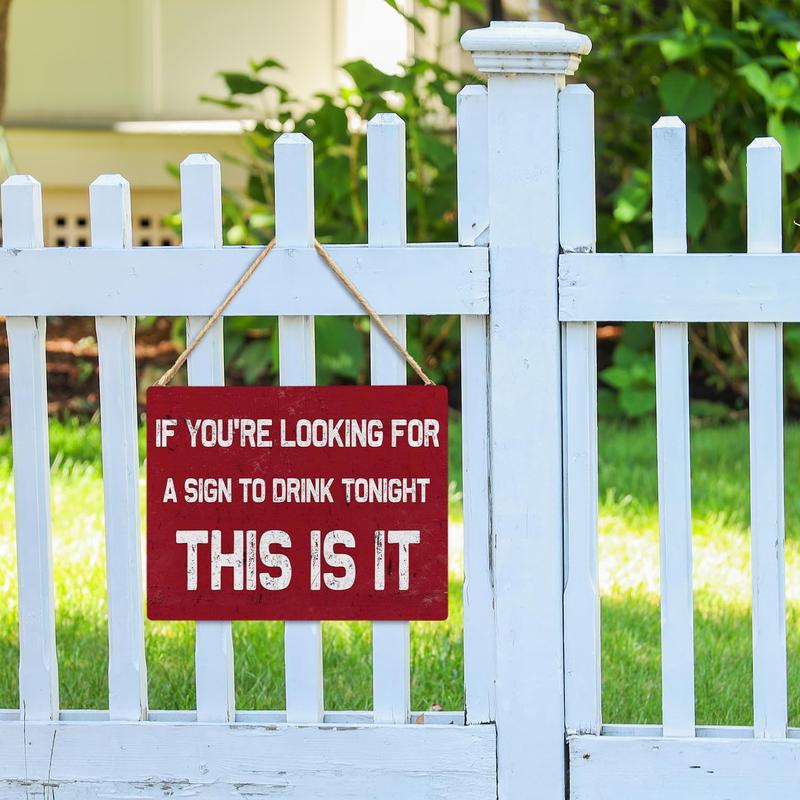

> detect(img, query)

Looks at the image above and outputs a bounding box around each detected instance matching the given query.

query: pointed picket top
[2,175,43,249]
[747,137,782,255]
[369,112,403,127]
[275,133,314,247]
[461,20,591,76]
[90,174,132,249]
[652,116,687,255]
[458,83,487,100]
[749,136,781,150]
[180,154,222,248]
[367,113,406,248]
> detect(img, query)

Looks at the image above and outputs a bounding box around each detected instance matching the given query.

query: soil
[0,316,180,426]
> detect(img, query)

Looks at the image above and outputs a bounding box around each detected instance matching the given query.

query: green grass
[0,417,464,712]
[1,416,798,723]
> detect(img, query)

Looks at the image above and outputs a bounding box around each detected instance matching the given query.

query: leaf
[217,71,268,95]
[778,40,800,63]
[601,365,634,390]
[341,60,393,94]
[767,115,800,172]
[619,387,657,418]
[382,0,425,33]
[760,8,800,40]
[237,339,273,384]
[682,6,697,34]
[249,57,286,72]
[658,69,716,120]
[737,63,772,101]
[316,318,366,383]
[659,37,700,63]
[687,187,708,238]
[612,170,650,223]
[199,94,245,110]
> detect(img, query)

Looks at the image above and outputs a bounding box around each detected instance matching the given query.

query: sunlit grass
[1,417,800,723]
[0,419,464,712]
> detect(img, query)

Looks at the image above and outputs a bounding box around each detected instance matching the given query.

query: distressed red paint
[146,385,448,621]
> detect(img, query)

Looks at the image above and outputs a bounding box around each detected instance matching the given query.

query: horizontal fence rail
[559,252,800,322]
[0,244,488,316]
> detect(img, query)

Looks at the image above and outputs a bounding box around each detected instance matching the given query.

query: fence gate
[552,21,800,800]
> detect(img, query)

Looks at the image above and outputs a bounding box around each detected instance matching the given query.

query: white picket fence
[0,17,796,800]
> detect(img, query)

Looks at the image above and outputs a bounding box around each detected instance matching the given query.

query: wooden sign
[146,385,448,621]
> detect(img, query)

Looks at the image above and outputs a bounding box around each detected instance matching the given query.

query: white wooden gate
[551,22,800,800]
[2,16,791,800]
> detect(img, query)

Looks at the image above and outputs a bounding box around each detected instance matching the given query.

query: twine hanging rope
[155,238,434,387]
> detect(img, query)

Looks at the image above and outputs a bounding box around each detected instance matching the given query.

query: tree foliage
[557,0,800,418]
[191,53,470,390]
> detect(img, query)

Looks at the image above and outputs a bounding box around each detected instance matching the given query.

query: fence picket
[91,175,148,721]
[747,137,787,739]
[180,154,236,723]
[3,175,59,721]
[560,83,601,735]
[456,85,495,724]
[652,116,695,737]
[367,113,410,725]
[275,132,325,724]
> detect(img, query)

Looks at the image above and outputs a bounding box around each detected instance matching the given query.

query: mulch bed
[0,316,179,426]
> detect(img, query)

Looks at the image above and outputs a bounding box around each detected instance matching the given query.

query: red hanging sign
[146,385,448,621]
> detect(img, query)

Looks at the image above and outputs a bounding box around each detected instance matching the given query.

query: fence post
[461,21,591,799]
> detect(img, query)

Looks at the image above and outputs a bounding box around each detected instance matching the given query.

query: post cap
[461,21,591,76]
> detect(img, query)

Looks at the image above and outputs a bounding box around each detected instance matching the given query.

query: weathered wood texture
[0,721,497,799]
[569,734,800,799]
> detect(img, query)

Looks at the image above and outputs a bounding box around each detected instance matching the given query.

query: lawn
[0,415,798,725]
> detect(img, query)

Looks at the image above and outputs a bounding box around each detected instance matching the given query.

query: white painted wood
[603,722,800,739]
[275,132,324,724]
[0,707,468,725]
[91,175,147,721]
[558,252,800,322]
[367,113,410,725]
[180,153,235,723]
[485,64,564,800]
[457,83,496,725]
[0,244,488,316]
[558,84,596,254]
[3,175,58,722]
[457,85,489,246]
[652,116,695,737]
[559,82,601,735]
[0,720,496,798]
[746,137,787,739]
[462,19,591,797]
[569,734,800,799]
